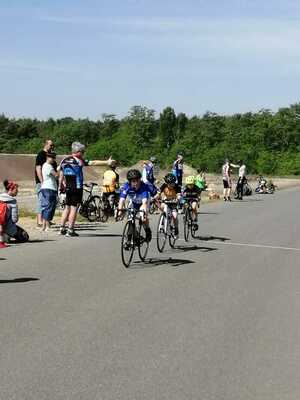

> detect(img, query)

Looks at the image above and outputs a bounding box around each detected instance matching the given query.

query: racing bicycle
[156,200,178,252]
[78,183,101,222]
[183,199,198,242]
[120,204,150,268]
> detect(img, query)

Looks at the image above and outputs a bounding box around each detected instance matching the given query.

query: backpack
[0,202,8,225]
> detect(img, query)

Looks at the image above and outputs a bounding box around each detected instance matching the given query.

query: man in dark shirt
[35,139,55,226]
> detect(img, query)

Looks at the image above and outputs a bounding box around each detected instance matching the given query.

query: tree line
[1,103,300,174]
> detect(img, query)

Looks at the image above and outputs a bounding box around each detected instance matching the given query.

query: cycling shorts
[66,188,83,207]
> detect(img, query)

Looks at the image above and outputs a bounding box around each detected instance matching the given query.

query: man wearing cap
[58,142,111,237]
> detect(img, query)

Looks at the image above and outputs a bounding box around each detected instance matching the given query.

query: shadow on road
[232,198,263,202]
[196,235,230,242]
[199,211,219,215]
[175,245,217,253]
[131,257,195,269]
[0,277,39,284]
[80,233,122,238]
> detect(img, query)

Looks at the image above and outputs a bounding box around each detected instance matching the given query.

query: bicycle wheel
[157,213,167,252]
[138,223,149,261]
[98,198,109,222]
[168,217,177,248]
[191,220,197,239]
[183,208,190,242]
[86,196,101,222]
[121,221,135,268]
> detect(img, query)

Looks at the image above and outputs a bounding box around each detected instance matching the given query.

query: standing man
[172,153,184,187]
[35,139,56,227]
[142,157,156,185]
[222,159,232,201]
[236,160,247,200]
[58,142,111,237]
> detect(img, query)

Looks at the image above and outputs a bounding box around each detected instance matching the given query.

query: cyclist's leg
[139,206,152,241]
[171,208,179,235]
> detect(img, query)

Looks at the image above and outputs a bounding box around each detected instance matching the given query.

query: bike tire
[157,213,167,252]
[121,221,135,268]
[138,224,149,261]
[183,208,190,242]
[86,196,101,222]
[98,198,109,222]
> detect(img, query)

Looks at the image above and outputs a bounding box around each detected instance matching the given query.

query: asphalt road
[1,188,300,400]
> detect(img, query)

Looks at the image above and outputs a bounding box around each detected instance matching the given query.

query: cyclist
[117,169,152,242]
[58,142,111,237]
[102,158,120,213]
[182,176,202,231]
[155,173,181,236]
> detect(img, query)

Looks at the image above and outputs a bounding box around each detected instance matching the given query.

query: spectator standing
[35,139,56,226]
[236,160,247,200]
[40,152,58,231]
[222,159,232,201]
[172,153,184,187]
[142,157,156,185]
[58,142,111,237]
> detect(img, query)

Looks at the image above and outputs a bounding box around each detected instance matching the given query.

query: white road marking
[178,238,300,252]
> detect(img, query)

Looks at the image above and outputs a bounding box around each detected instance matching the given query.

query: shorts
[65,188,83,207]
[223,179,230,189]
[40,189,57,221]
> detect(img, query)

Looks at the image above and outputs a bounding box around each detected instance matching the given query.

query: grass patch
[19,208,37,219]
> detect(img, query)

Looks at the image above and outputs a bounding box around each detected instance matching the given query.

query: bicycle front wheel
[157,213,167,252]
[121,221,135,268]
[183,208,190,242]
[138,224,149,261]
[86,196,101,222]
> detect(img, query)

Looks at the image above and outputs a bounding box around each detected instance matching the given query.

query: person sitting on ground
[40,151,58,231]
[155,173,181,236]
[102,159,120,213]
[182,176,202,231]
[0,180,29,248]
[58,142,112,237]
[117,169,152,242]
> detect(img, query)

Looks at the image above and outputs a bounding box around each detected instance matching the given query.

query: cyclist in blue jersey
[58,142,111,237]
[117,169,152,242]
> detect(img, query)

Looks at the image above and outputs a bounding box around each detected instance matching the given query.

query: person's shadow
[0,278,39,284]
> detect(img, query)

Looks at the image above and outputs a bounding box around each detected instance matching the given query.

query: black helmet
[127,169,142,181]
[164,173,176,185]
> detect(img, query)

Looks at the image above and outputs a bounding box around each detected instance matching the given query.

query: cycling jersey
[182,185,202,200]
[60,156,89,190]
[195,175,206,190]
[102,169,119,193]
[159,183,181,200]
[120,182,150,208]
[142,163,155,184]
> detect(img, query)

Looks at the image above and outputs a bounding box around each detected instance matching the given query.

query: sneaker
[59,227,67,235]
[224,197,227,201]
[145,227,152,242]
[66,229,79,237]
[0,242,8,249]
[228,197,232,202]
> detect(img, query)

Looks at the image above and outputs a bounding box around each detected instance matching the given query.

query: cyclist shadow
[80,233,122,238]
[131,257,195,269]
[174,245,217,253]
[0,277,39,284]
[194,235,230,242]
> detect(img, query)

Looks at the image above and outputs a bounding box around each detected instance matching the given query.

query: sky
[0,0,300,119]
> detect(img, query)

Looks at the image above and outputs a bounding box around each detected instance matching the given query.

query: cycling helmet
[164,173,176,185]
[185,175,195,185]
[127,169,142,181]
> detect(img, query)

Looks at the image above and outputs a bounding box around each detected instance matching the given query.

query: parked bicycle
[156,200,178,252]
[120,204,150,268]
[78,182,101,222]
[98,190,120,222]
[183,199,198,242]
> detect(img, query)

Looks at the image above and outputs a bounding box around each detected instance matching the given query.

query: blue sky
[0,0,300,119]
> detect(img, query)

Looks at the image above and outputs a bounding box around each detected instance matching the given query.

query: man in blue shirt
[172,153,184,187]
[118,169,152,242]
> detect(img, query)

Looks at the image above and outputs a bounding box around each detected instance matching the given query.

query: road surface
[1,187,300,399]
